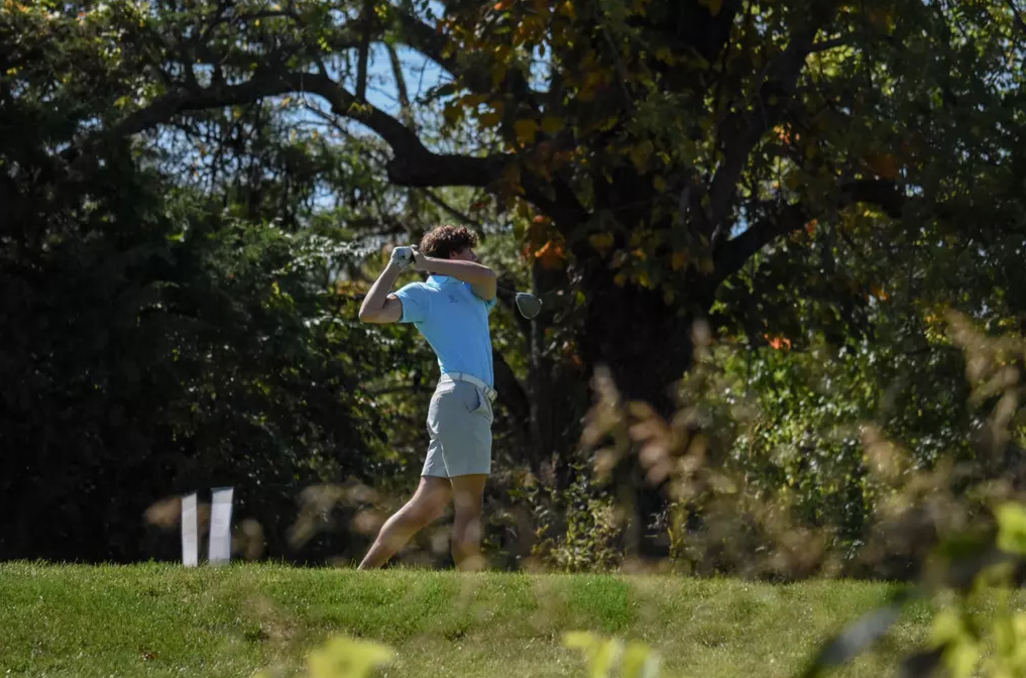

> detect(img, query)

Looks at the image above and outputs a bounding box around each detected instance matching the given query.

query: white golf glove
[389,245,414,270]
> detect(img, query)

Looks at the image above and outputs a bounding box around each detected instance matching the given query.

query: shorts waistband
[439,372,497,403]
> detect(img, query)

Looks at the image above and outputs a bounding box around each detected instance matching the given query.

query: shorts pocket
[464,388,492,421]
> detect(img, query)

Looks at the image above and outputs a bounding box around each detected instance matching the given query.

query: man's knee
[451,491,483,542]
[408,494,449,525]
[404,478,451,523]
[452,509,482,541]
[400,502,440,530]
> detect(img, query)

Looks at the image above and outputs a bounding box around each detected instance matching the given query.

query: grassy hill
[0,563,933,678]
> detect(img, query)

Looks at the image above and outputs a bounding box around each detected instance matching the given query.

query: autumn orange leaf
[534,240,566,269]
[764,335,792,350]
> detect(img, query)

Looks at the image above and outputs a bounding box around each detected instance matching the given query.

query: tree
[4,0,1026,557]
[0,5,415,560]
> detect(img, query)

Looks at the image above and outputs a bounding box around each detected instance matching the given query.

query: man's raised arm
[413,255,497,302]
[359,249,410,323]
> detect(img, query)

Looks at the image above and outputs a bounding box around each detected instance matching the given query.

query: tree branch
[387,43,413,126]
[392,5,542,107]
[421,188,483,229]
[714,178,906,282]
[706,25,822,232]
[393,8,451,70]
[1004,0,1026,36]
[714,203,809,282]
[77,69,505,189]
[356,0,374,102]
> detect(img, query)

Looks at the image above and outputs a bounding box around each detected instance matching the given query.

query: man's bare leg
[450,474,487,571]
[358,476,452,570]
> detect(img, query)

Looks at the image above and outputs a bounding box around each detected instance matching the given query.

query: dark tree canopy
[3,0,1026,563]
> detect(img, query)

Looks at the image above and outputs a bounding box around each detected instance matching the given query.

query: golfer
[357,225,497,571]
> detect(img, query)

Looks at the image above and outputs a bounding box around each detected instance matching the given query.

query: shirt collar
[428,275,458,286]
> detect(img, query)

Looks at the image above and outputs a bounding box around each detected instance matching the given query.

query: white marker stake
[181,493,199,567]
[208,487,234,565]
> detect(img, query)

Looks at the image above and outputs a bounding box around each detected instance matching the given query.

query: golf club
[497,287,543,320]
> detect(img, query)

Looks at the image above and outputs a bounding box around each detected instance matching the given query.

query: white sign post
[180,492,199,567]
[208,487,234,566]
[180,488,234,566]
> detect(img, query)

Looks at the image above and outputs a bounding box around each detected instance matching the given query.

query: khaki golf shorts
[422,380,494,478]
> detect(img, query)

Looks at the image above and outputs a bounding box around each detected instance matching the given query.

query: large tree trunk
[580,280,695,416]
[576,272,715,559]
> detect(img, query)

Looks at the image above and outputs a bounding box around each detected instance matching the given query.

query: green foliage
[0,0,462,563]
[564,632,663,678]
[529,469,625,572]
[997,505,1026,557]
[0,181,389,560]
[0,46,398,559]
[306,638,393,678]
[256,636,394,678]
[571,307,1026,579]
[790,501,1026,678]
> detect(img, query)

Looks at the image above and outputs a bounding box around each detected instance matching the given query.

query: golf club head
[514,292,542,320]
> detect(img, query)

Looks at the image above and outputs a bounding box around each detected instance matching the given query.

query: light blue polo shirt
[393,275,497,387]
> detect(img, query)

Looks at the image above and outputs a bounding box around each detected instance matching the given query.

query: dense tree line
[2,0,1025,569]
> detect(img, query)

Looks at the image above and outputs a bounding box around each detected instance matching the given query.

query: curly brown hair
[418,224,479,259]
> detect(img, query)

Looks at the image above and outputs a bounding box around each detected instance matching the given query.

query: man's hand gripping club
[357,246,416,324]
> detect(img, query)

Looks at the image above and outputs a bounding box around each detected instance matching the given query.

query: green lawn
[0,563,933,678]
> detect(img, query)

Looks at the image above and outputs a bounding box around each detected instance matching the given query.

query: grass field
[0,563,935,678]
